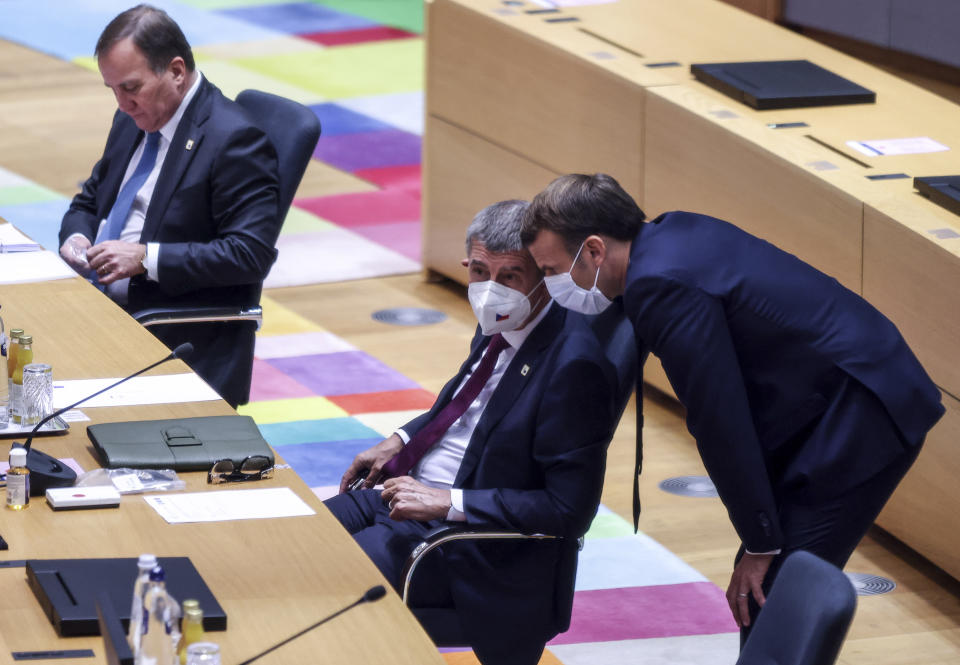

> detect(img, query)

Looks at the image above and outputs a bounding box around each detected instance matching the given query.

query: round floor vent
[658,475,718,498]
[372,308,447,326]
[845,572,896,596]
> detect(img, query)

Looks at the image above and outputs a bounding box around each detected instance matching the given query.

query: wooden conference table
[0,241,444,664]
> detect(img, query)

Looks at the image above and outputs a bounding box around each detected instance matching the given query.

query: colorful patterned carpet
[0,2,739,662]
[0,0,423,286]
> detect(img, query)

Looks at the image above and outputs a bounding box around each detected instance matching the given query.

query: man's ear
[583,235,608,268]
[461,257,469,268]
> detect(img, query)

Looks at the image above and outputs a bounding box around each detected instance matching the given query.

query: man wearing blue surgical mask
[325,199,618,665]
[521,173,943,647]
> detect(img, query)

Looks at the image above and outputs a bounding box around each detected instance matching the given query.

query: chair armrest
[400,524,558,604]
[132,305,263,330]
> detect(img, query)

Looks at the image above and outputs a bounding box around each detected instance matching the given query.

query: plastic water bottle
[136,566,181,665]
[129,554,158,653]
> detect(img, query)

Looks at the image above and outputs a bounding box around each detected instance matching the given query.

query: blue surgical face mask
[543,242,612,315]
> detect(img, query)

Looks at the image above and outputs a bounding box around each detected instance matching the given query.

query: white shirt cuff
[395,429,411,445]
[446,489,465,521]
[745,548,782,556]
[145,242,160,282]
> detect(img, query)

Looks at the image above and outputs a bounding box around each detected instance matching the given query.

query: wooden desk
[0,263,443,664]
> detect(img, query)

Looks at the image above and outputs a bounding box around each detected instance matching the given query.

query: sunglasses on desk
[208,455,274,484]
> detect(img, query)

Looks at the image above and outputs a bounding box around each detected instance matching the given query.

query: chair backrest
[737,551,857,665]
[235,89,322,224]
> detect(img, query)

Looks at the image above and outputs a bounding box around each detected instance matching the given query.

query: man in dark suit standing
[326,200,618,665]
[520,173,944,640]
[58,4,280,407]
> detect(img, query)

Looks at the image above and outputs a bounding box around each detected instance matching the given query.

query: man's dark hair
[95,4,195,73]
[520,173,646,254]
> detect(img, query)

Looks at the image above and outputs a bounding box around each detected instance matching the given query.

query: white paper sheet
[0,250,76,283]
[0,224,40,252]
[847,137,949,156]
[53,373,221,409]
[144,487,316,524]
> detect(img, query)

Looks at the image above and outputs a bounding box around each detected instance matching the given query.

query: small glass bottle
[10,334,33,424]
[6,446,30,510]
[178,600,205,665]
[129,553,158,655]
[6,329,22,423]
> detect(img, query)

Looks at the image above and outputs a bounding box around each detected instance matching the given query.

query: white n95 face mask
[468,280,538,335]
[543,242,613,315]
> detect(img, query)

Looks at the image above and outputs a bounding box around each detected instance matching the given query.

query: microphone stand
[14,343,193,496]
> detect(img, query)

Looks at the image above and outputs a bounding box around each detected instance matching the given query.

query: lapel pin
[520,364,530,376]
[185,139,195,151]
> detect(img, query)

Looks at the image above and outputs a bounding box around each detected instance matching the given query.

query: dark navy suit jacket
[402,304,617,655]
[60,77,280,406]
[624,211,944,553]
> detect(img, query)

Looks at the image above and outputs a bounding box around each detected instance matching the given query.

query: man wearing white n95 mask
[325,199,618,665]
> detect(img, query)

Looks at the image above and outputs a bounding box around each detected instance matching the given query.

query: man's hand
[87,241,146,284]
[338,433,404,494]
[381,476,452,522]
[726,552,774,628]
[60,235,92,272]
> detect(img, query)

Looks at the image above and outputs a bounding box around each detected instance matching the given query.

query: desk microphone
[237,585,387,665]
[16,342,194,496]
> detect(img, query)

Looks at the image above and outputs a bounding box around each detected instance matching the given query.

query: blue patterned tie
[96,131,162,243]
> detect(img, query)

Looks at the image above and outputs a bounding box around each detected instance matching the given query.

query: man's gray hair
[465,200,530,254]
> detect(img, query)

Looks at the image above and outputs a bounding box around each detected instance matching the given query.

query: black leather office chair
[400,304,638,646]
[736,551,857,665]
[132,90,321,394]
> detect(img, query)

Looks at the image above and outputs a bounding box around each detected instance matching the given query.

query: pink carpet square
[354,164,421,193]
[249,358,315,401]
[294,189,420,227]
[301,26,418,47]
[349,221,421,261]
[549,582,737,645]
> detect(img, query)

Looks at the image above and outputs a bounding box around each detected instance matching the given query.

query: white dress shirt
[397,301,554,520]
[74,73,203,304]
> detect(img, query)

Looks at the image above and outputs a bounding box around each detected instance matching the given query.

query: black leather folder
[27,557,227,637]
[914,175,960,217]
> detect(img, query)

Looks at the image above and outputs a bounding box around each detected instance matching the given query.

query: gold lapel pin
[185,139,195,151]
[520,364,530,376]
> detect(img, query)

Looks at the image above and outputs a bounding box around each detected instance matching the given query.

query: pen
[767,122,809,129]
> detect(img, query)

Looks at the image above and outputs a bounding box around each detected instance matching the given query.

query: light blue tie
[97,131,162,244]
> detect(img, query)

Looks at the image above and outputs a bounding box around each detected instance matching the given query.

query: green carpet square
[232,38,423,99]
[311,0,424,34]
[280,207,336,234]
[195,56,327,104]
[0,184,65,206]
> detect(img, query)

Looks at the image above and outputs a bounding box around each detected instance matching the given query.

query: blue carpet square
[217,2,376,35]
[276,438,380,487]
[259,417,382,447]
[0,199,72,252]
[308,103,393,137]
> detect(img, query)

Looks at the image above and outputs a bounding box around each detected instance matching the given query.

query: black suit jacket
[60,77,280,406]
[624,211,944,552]
[403,304,618,655]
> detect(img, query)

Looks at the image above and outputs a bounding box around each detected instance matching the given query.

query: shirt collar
[501,300,553,350]
[158,70,203,143]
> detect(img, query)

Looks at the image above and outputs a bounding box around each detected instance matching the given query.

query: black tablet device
[914,176,960,217]
[690,59,876,110]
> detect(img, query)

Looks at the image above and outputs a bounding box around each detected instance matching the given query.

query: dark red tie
[381,334,510,478]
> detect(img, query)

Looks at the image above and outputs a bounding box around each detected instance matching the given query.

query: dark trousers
[738,379,923,646]
[324,489,453,607]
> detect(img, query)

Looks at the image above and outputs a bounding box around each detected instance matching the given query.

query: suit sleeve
[155,124,280,296]
[461,348,616,539]
[629,274,783,552]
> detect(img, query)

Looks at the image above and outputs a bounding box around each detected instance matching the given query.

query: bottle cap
[182,599,200,612]
[9,446,26,465]
[148,565,165,582]
[19,335,32,345]
[138,553,158,568]
[10,329,23,340]
[184,606,203,621]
